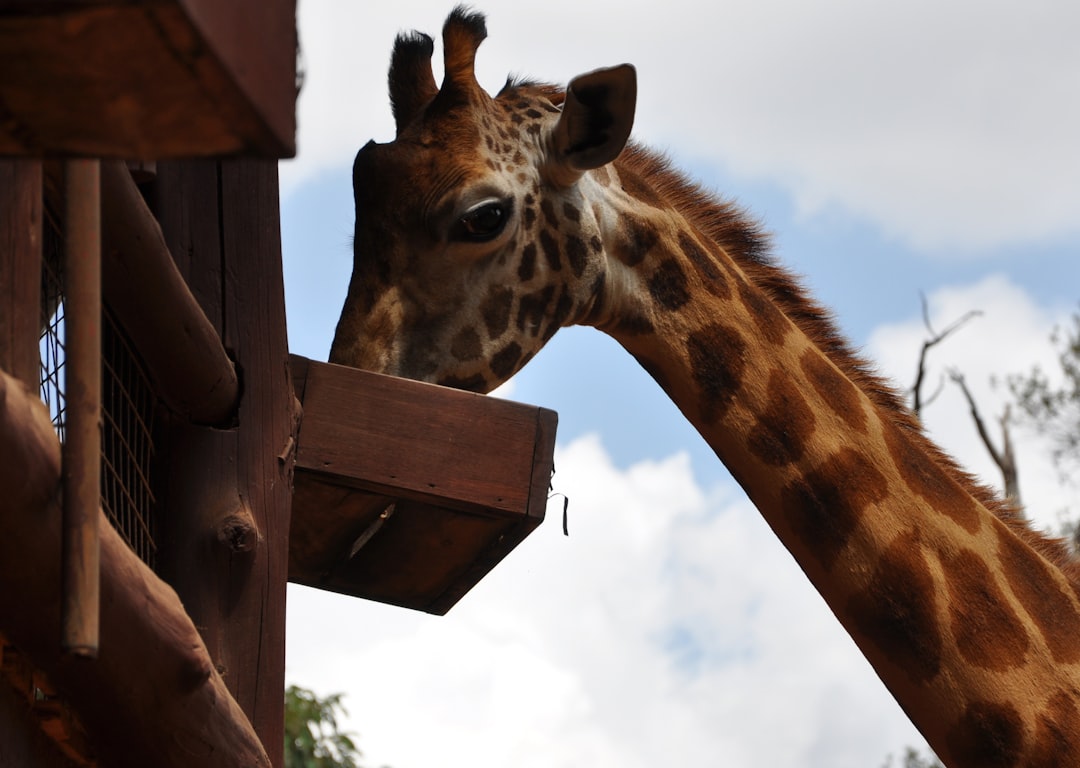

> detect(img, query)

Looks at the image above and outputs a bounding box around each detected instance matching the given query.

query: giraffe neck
[587,145,1080,767]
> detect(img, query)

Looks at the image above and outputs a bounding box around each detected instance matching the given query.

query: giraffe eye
[454,201,510,242]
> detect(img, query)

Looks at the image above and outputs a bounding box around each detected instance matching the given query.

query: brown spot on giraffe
[884,423,981,533]
[647,259,690,310]
[679,231,731,299]
[540,198,560,230]
[847,529,943,686]
[539,229,561,271]
[482,286,514,338]
[995,521,1080,664]
[747,370,816,467]
[491,341,523,379]
[800,350,868,434]
[687,323,747,423]
[564,234,588,277]
[940,547,1030,670]
[450,327,482,361]
[618,215,660,267]
[518,243,537,281]
[945,701,1025,768]
[738,278,789,346]
[779,447,887,572]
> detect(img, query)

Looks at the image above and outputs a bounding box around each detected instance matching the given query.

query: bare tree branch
[909,294,983,417]
[949,368,1022,508]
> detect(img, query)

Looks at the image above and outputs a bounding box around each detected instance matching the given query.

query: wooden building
[0,3,556,766]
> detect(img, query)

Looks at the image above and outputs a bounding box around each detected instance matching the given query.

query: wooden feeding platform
[0,0,296,158]
[290,356,557,615]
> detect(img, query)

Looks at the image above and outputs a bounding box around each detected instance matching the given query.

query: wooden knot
[216,503,258,554]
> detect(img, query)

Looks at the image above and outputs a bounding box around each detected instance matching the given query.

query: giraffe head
[330,7,636,392]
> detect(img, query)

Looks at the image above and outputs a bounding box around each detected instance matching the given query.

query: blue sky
[282,3,1080,766]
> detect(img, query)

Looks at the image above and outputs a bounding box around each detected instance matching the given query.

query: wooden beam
[60,159,101,657]
[98,160,240,425]
[0,369,271,768]
[0,0,296,157]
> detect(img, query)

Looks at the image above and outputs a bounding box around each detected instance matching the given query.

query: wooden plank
[0,2,295,157]
[289,357,557,614]
[0,159,41,387]
[296,359,553,515]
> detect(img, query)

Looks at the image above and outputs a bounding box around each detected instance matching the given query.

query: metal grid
[39,227,159,570]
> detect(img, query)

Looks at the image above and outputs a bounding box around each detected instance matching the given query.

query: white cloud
[867,273,1077,530]
[287,434,925,768]
[282,0,1080,252]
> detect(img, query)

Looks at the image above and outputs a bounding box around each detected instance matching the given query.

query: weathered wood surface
[0,0,296,157]
[98,160,239,425]
[290,356,556,614]
[0,369,271,768]
[0,159,40,387]
[153,159,296,767]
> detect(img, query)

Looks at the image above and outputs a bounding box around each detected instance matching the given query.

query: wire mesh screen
[39,224,159,570]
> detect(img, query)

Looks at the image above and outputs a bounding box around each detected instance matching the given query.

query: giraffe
[329,8,1080,766]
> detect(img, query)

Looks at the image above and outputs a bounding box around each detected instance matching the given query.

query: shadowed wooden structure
[0,4,557,766]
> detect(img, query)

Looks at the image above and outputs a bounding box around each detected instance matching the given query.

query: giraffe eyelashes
[453,199,512,243]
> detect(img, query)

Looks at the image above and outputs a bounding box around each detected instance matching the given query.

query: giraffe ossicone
[331,8,1080,767]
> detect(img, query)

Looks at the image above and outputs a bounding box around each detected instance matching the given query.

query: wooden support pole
[0,159,42,388]
[61,159,101,658]
[98,160,239,425]
[0,369,271,768]
[154,159,295,768]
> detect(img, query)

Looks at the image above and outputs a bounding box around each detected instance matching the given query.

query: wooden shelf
[289,356,557,614]
[0,0,296,157]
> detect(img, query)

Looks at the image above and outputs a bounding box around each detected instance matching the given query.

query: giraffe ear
[552,64,637,175]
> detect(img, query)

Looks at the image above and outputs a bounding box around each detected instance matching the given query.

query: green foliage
[284,685,364,768]
[1008,307,1080,481]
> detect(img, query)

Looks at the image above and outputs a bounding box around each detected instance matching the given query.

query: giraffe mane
[614,143,1080,585]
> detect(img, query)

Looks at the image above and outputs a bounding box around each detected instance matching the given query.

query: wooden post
[153,159,296,768]
[60,159,101,658]
[0,159,42,387]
